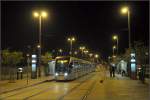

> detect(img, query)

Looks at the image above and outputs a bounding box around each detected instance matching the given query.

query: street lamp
[112,35,119,54]
[58,49,63,56]
[68,37,75,55]
[79,46,85,57]
[33,11,48,77]
[94,54,99,63]
[121,6,131,49]
[95,54,99,58]
[84,50,89,54]
[112,45,116,56]
[74,51,78,55]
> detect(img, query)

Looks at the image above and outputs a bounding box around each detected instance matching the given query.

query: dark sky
[2,1,149,59]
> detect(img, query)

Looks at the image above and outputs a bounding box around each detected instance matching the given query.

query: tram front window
[55,60,69,73]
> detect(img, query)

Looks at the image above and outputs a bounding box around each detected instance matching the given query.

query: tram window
[56,60,69,72]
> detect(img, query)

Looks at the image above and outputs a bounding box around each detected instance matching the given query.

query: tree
[2,49,23,81]
[41,52,52,65]
[41,52,52,76]
[134,41,148,66]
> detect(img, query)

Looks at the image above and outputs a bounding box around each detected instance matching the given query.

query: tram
[54,56,95,81]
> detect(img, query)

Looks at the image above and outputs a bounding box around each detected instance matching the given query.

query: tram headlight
[64,72,68,76]
[55,73,58,76]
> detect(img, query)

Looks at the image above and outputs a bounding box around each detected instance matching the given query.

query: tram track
[0,81,55,99]
[58,72,97,100]
[0,72,98,100]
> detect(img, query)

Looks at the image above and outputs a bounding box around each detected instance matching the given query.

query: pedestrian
[112,63,115,77]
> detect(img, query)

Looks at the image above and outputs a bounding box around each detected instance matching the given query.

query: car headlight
[55,73,58,76]
[64,73,68,76]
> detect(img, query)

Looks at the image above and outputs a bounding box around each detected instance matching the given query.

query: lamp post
[113,35,119,54]
[33,11,47,77]
[58,49,63,56]
[68,37,75,56]
[79,46,85,57]
[121,7,131,49]
[94,54,99,63]
[26,54,30,84]
[112,45,116,56]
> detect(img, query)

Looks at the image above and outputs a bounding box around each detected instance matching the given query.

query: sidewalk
[0,75,54,94]
[87,71,149,100]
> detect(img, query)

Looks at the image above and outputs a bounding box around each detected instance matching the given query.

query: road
[0,67,149,100]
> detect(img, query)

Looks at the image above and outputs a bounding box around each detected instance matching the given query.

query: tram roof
[55,56,93,64]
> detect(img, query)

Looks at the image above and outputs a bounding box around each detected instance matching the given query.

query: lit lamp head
[113,45,116,49]
[89,53,93,57]
[59,49,63,53]
[95,54,99,58]
[74,51,78,55]
[121,7,129,14]
[68,37,75,41]
[33,11,48,18]
[72,37,75,41]
[113,35,118,40]
[41,11,47,18]
[37,45,41,48]
[84,50,89,53]
[80,46,85,50]
[33,12,39,18]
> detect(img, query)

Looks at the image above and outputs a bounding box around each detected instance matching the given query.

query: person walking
[109,62,116,77]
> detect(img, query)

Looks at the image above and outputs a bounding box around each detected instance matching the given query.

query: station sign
[130,52,136,72]
[31,54,37,79]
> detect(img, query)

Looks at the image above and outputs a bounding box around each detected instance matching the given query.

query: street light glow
[68,37,75,41]
[89,53,93,57]
[37,44,41,48]
[79,46,85,50]
[59,49,63,53]
[33,12,39,17]
[72,37,75,41]
[33,11,48,18]
[121,7,129,14]
[41,11,47,18]
[95,54,99,58]
[113,35,118,40]
[113,45,116,49]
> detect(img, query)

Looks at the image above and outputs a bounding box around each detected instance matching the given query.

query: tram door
[48,60,56,75]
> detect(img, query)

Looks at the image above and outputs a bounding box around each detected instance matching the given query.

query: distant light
[72,37,75,41]
[32,54,37,58]
[112,55,116,58]
[95,54,99,58]
[113,45,116,49]
[74,51,78,55]
[80,46,85,50]
[89,53,93,57]
[131,59,136,62]
[131,53,135,57]
[59,49,63,53]
[37,45,41,48]
[26,54,30,57]
[68,38,71,41]
[32,60,37,63]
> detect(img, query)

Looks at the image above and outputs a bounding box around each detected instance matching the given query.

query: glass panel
[55,59,69,72]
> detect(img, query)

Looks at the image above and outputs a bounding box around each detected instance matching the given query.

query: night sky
[2,1,149,59]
